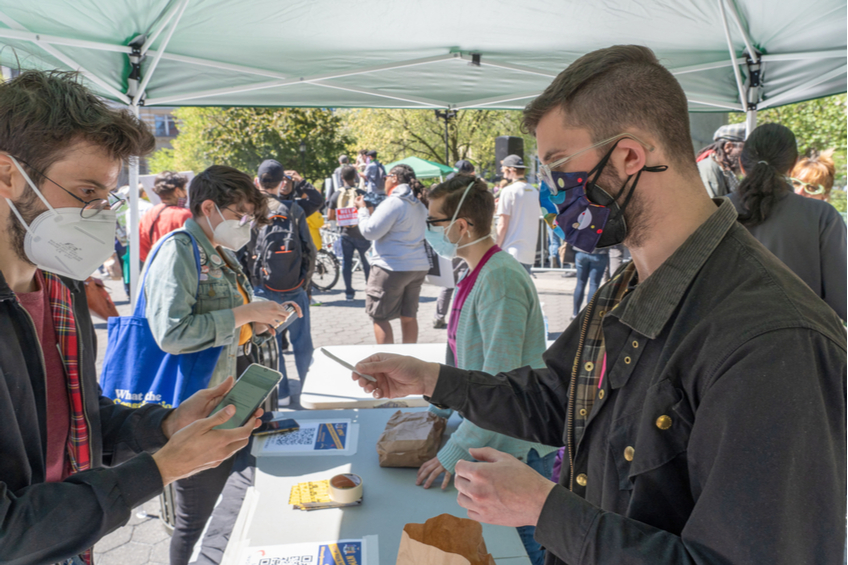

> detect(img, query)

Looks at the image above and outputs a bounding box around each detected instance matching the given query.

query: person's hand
[354,195,366,209]
[233,300,303,328]
[252,322,273,336]
[153,403,263,486]
[454,447,556,527]
[285,170,303,183]
[162,376,238,438]
[352,353,440,399]
[417,456,452,490]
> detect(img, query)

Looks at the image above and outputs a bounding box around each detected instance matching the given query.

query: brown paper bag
[396,514,496,565]
[376,410,446,467]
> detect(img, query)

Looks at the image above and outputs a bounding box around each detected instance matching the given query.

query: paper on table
[239,538,376,565]
[252,419,359,457]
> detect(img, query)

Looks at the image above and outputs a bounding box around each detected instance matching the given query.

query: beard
[595,160,651,250]
[5,186,46,266]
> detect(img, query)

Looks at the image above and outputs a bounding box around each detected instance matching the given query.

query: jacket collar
[609,198,737,339]
[183,217,221,262]
[0,269,14,301]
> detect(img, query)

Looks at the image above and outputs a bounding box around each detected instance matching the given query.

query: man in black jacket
[351,46,846,564]
[0,71,262,565]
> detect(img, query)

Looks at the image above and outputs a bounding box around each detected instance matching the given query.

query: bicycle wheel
[311,249,340,292]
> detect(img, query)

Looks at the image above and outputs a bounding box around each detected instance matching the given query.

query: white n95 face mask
[207,204,251,251]
[6,157,117,281]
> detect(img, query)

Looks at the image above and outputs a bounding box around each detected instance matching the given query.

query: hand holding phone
[209,364,282,430]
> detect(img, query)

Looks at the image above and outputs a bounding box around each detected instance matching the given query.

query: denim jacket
[143,218,257,389]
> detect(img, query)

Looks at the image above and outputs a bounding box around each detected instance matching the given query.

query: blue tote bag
[100,231,223,409]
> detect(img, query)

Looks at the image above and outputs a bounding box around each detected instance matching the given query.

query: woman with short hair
[143,165,301,565]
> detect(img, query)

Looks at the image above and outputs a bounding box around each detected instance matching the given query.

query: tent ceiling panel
[0,0,843,113]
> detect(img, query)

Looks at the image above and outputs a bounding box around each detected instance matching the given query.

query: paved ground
[91,266,581,564]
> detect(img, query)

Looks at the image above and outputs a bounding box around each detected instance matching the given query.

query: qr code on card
[258,557,314,564]
[266,427,316,447]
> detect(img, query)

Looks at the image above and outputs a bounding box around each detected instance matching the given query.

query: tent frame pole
[133,0,191,105]
[758,65,847,109]
[127,104,140,309]
[717,0,749,115]
[144,53,459,106]
[0,10,130,103]
[141,0,185,56]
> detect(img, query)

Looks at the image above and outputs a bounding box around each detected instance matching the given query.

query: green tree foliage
[340,109,535,178]
[729,94,847,184]
[147,107,352,183]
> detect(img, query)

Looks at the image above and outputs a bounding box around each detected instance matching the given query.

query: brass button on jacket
[598,389,605,399]
[656,415,673,430]
[576,473,588,487]
[624,446,635,462]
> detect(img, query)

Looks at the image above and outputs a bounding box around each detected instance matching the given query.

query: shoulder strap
[147,204,174,243]
[134,229,202,317]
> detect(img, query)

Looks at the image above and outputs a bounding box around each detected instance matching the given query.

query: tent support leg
[128,104,140,309]
[745,107,757,137]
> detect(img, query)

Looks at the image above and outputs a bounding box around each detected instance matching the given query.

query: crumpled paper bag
[376,410,446,468]
[396,514,496,565]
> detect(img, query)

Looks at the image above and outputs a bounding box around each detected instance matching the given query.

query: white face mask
[6,157,117,281]
[206,204,251,251]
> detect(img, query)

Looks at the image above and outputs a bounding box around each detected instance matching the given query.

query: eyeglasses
[538,133,655,191]
[223,206,255,226]
[12,156,124,219]
[789,178,827,196]
[426,217,473,231]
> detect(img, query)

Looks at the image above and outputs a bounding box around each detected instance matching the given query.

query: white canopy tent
[0,0,844,301]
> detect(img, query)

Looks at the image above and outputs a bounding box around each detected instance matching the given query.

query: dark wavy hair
[0,70,155,187]
[189,165,271,226]
[152,170,188,196]
[736,123,798,227]
[697,139,741,173]
[390,163,425,200]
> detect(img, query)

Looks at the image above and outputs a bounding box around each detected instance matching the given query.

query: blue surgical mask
[425,181,489,259]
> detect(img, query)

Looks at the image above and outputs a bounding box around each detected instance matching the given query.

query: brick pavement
[92,267,580,564]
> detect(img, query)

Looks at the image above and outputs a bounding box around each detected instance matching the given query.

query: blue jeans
[341,235,371,298]
[547,226,562,264]
[517,449,556,565]
[573,251,609,316]
[254,287,312,398]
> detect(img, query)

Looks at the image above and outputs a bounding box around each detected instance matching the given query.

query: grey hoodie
[358,183,429,271]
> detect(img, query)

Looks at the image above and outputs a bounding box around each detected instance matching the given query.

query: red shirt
[17,270,70,482]
[139,203,192,261]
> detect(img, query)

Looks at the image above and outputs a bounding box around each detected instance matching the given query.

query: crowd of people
[0,42,846,565]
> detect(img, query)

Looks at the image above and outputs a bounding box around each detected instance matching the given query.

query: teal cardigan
[430,250,559,472]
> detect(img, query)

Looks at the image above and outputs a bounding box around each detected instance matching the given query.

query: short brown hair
[523,45,696,170]
[427,177,494,236]
[153,171,188,196]
[0,70,155,186]
[190,165,271,226]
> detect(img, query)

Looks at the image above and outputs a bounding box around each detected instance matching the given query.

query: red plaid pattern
[43,272,93,565]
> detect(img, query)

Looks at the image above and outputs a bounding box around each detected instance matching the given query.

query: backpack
[248,200,305,293]
[338,187,359,209]
[373,162,387,193]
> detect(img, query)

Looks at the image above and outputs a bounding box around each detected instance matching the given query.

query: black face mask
[579,140,666,249]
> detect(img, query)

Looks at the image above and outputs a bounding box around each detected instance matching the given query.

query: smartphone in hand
[210,364,282,430]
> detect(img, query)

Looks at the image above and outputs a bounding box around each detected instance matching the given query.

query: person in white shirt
[496,154,540,272]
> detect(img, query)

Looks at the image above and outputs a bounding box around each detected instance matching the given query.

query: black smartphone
[210,364,282,430]
[253,416,299,437]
